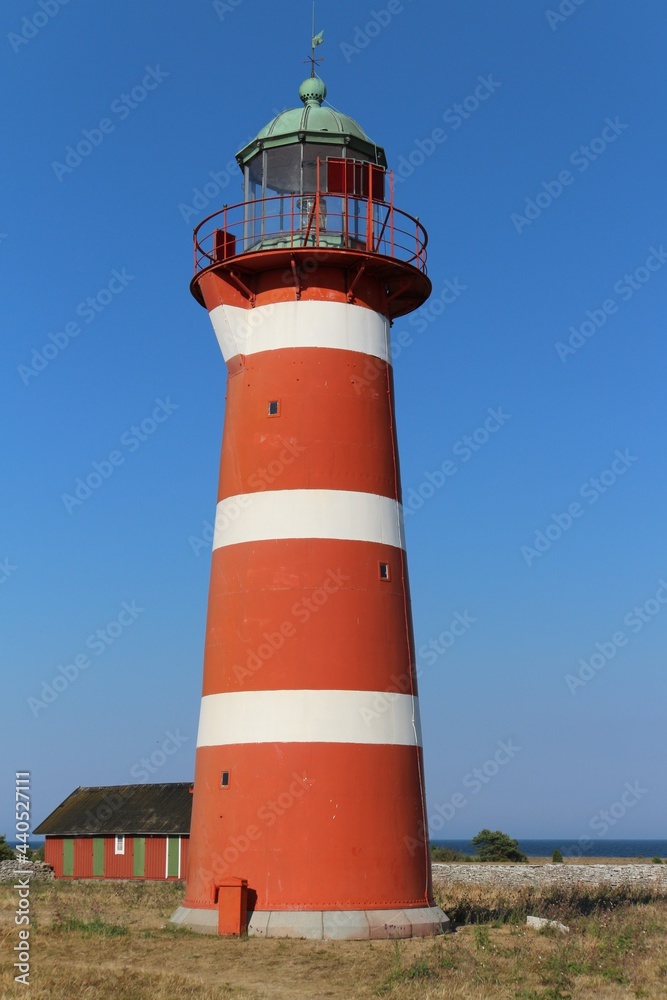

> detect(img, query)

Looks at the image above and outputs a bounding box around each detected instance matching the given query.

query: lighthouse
[171,68,449,939]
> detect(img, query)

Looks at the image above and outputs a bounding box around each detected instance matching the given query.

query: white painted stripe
[213,489,404,550]
[209,300,390,364]
[196,690,421,748]
[165,837,170,880]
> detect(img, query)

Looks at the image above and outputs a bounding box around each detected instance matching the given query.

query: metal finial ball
[299,77,326,106]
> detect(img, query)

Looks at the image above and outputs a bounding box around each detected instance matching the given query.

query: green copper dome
[236,77,387,168]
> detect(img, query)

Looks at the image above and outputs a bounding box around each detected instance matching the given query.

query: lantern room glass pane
[247,143,349,199]
[247,153,263,200]
[265,146,302,195]
[302,143,344,193]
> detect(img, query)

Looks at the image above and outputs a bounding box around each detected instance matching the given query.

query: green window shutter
[93,838,105,876]
[133,837,145,877]
[63,838,74,876]
[167,837,179,877]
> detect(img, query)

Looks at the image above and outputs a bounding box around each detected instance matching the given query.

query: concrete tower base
[170,904,450,939]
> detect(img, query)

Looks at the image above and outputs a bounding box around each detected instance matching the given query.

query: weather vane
[305,2,324,77]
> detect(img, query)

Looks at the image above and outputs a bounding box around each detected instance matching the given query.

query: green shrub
[471,829,528,863]
[430,845,473,862]
[652,856,663,864]
[552,849,564,863]
[0,834,15,862]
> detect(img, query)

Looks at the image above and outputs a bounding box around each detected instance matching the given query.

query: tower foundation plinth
[170,903,450,939]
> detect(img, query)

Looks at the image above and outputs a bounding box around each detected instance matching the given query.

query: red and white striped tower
[171,73,448,938]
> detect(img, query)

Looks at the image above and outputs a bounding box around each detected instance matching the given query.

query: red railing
[193,174,428,277]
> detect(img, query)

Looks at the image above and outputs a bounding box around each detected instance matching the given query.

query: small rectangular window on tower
[379,562,390,581]
[268,400,279,416]
[221,771,230,788]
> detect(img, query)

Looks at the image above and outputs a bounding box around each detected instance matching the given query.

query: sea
[432,839,667,859]
[10,838,667,858]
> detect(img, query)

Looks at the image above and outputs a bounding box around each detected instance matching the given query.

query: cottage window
[114,835,125,855]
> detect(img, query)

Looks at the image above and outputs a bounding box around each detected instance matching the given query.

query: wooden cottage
[34,783,192,880]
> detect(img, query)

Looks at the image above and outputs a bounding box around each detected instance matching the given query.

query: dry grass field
[1,878,666,999]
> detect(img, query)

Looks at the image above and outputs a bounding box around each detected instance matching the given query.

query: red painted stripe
[201,538,416,697]
[217,348,398,502]
[184,743,432,910]
[197,264,394,318]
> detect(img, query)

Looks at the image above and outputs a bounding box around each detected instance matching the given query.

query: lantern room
[237,76,386,198]
[233,76,387,252]
[191,74,431,319]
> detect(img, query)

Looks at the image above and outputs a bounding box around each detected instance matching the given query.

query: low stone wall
[0,860,55,883]
[432,863,667,890]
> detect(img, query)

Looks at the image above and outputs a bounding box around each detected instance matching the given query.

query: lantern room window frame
[243,141,380,203]
[242,142,386,247]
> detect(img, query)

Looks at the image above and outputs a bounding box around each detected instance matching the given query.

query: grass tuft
[376,955,437,994]
[52,915,129,937]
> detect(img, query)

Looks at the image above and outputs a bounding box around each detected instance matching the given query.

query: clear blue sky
[2,0,665,842]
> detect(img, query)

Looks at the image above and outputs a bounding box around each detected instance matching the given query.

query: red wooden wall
[104,836,134,878]
[74,837,93,877]
[43,835,189,879]
[144,836,167,879]
[44,837,62,876]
